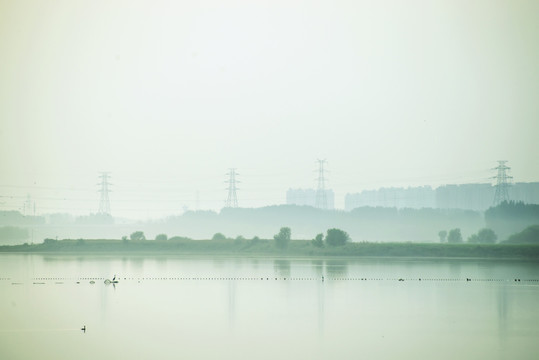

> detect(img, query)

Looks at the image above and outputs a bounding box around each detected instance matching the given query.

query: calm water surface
[1,254,538,360]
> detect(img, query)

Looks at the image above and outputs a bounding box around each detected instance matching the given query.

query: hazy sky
[1,0,538,218]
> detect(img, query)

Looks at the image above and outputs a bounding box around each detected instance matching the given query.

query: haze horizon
[1,1,538,219]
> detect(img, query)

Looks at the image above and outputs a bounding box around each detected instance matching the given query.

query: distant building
[435,183,493,211]
[512,182,539,204]
[345,186,435,210]
[287,188,335,209]
[345,182,539,211]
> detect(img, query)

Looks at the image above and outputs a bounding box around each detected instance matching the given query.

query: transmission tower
[98,172,112,214]
[225,169,239,208]
[315,159,328,209]
[492,161,512,205]
[23,194,35,216]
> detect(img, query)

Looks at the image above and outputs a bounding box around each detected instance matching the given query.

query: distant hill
[0,205,491,244]
[485,202,539,240]
[0,226,29,245]
[503,225,539,244]
[161,205,483,243]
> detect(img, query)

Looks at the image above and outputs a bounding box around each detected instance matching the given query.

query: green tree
[468,228,497,244]
[311,233,324,248]
[155,233,168,241]
[438,230,447,243]
[447,228,462,243]
[325,228,350,246]
[130,231,146,241]
[274,227,291,249]
[212,233,226,241]
[477,228,497,243]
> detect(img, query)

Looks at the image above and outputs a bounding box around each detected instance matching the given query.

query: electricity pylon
[23,194,35,216]
[315,159,328,209]
[98,172,111,214]
[225,169,239,208]
[492,161,512,205]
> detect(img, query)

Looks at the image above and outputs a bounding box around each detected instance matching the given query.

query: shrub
[155,233,168,241]
[130,231,146,241]
[168,236,191,241]
[43,238,58,246]
[212,233,227,241]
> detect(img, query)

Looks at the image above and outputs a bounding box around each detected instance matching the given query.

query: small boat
[81,325,86,333]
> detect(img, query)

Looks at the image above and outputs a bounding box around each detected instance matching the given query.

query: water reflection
[317,274,325,336]
[325,260,348,278]
[212,258,226,269]
[274,259,291,278]
[497,285,508,340]
[155,256,167,269]
[228,279,236,329]
[127,257,144,272]
[311,260,324,278]
[448,260,462,279]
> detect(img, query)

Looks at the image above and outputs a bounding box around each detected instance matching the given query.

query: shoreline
[1,239,539,260]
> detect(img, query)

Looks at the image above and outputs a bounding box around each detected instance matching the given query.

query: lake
[1,254,538,360]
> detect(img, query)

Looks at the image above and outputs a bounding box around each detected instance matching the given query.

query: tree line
[121,227,352,250]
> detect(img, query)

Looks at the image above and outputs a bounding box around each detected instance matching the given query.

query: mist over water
[1,255,538,360]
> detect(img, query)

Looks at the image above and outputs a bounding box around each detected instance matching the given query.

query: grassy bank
[1,238,539,259]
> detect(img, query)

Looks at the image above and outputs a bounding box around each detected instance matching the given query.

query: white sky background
[0,0,538,219]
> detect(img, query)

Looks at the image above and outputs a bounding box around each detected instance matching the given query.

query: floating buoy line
[1,276,538,285]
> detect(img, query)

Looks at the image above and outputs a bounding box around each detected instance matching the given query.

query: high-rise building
[345,186,435,210]
[345,182,539,211]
